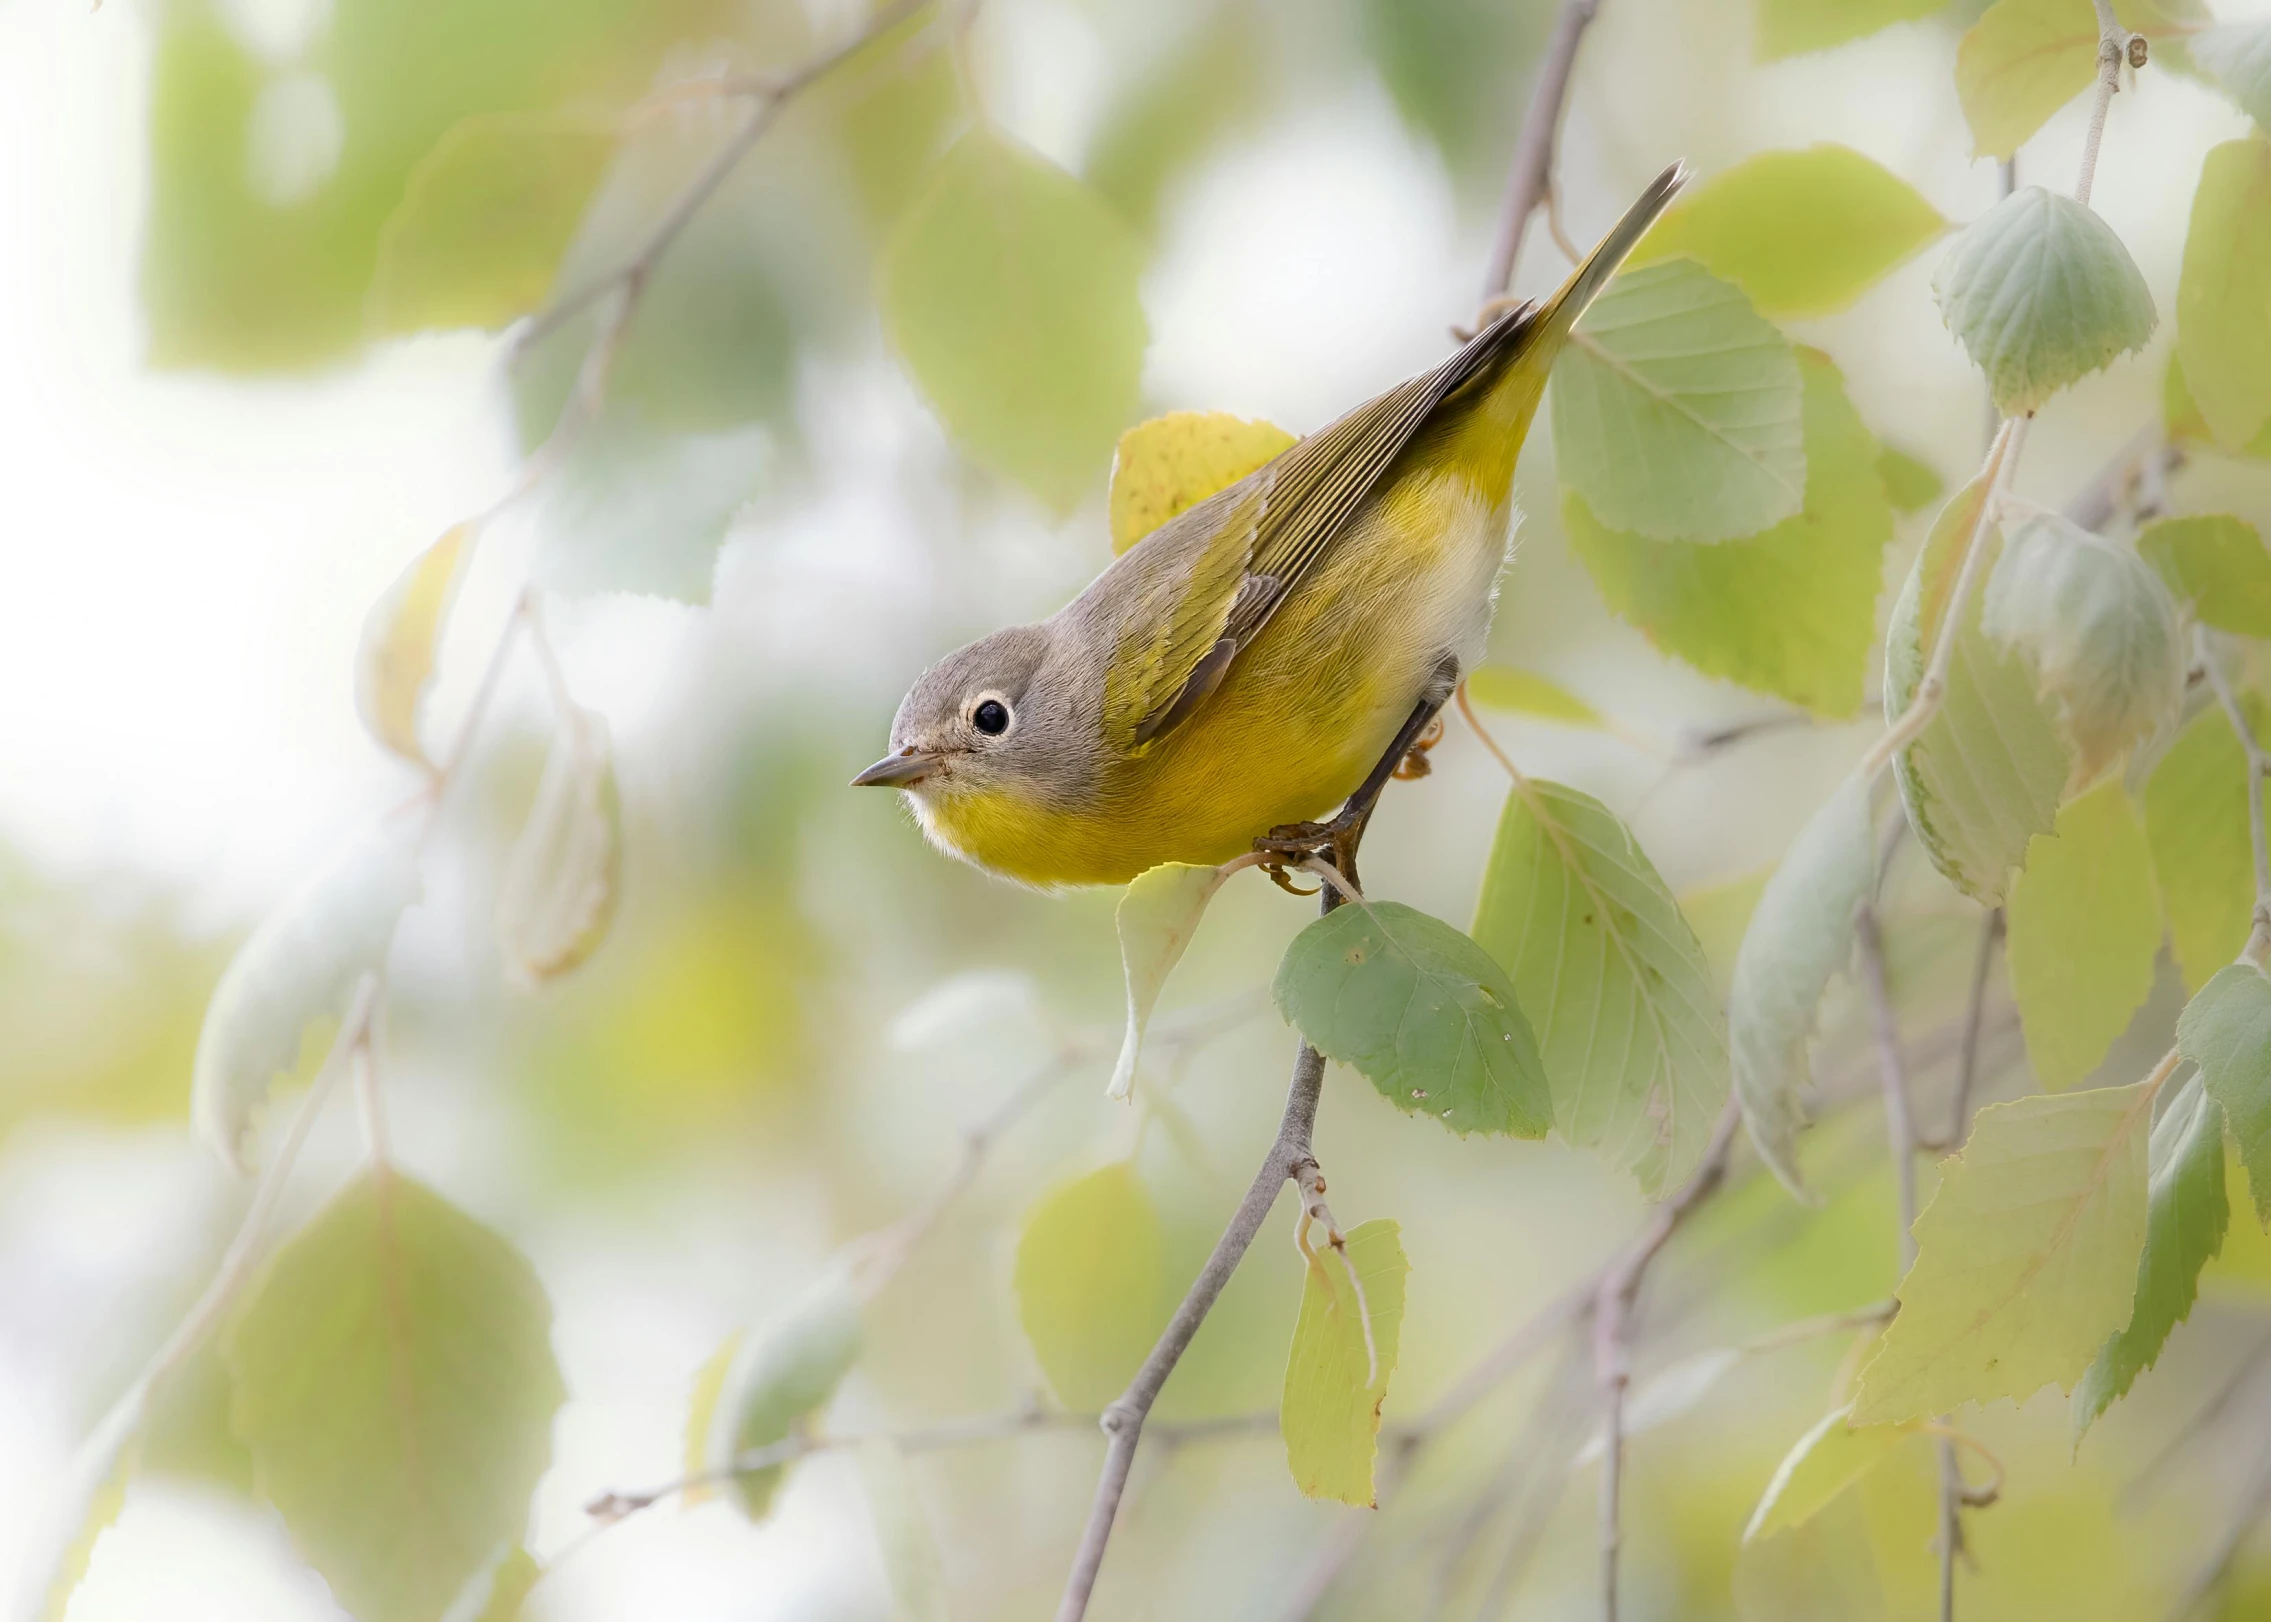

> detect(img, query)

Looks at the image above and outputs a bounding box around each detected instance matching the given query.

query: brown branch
[1480,0,1604,302]
[1923,908,2004,1154]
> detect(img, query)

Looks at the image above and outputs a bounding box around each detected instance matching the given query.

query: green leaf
[1884,478,2071,904]
[1470,781,1728,1196]
[1755,0,1948,60]
[2143,699,2266,991]
[2073,1073,2228,1441]
[1933,187,2157,417]
[1276,901,1551,1138]
[1086,6,1269,235]
[2183,965,2271,1222]
[1281,1219,1408,1506]
[192,827,421,1171]
[857,1440,951,1622]
[1955,0,2202,160]
[2166,353,2271,459]
[1876,444,1945,515]
[453,1545,542,1622]
[355,522,469,768]
[1550,258,1807,544]
[883,130,1147,508]
[705,1269,865,1518]
[1850,1083,2154,1424]
[680,1331,741,1510]
[2139,515,2271,636]
[1013,1163,1168,1409]
[529,412,767,605]
[2193,23,2271,129]
[1729,773,1876,1197]
[1982,513,2185,785]
[1464,666,1606,728]
[1681,870,1769,996]
[1358,0,1550,182]
[369,113,615,335]
[1108,862,1233,1099]
[497,701,620,984]
[1566,347,1891,716]
[226,1173,564,1622]
[2007,778,2164,1090]
[31,1399,139,1622]
[2178,138,2271,452]
[1627,146,1944,319]
[1744,1404,1914,1541]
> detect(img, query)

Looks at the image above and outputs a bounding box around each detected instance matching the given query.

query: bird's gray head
[851,622,1090,807]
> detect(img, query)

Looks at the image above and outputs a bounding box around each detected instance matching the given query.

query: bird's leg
[1255,668,1456,894]
[1393,713,1446,780]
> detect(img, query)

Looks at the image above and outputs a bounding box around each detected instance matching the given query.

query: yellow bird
[855,164,1686,888]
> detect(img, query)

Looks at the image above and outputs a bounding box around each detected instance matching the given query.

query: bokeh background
[7,0,2271,1616]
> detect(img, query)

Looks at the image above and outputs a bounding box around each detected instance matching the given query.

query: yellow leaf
[1013,1163,1167,1409]
[355,523,471,767]
[1281,1218,1407,1506]
[1107,410,1294,554]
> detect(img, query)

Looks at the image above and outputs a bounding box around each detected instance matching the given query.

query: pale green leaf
[1680,870,1769,996]
[2183,965,2271,1222]
[192,827,420,1171]
[2143,699,2266,991]
[1755,0,1947,59]
[1575,1348,1742,1465]
[1850,1083,2154,1424]
[1550,258,1807,543]
[2073,1073,2228,1440]
[1884,478,2071,904]
[2139,515,2271,636]
[1471,781,1728,1196]
[2178,138,2271,452]
[370,113,615,335]
[2166,353,2271,459]
[1876,444,1945,515]
[2193,23,2271,129]
[1983,513,2185,785]
[1281,1219,1407,1506]
[1013,1162,1167,1410]
[448,1545,541,1622]
[883,130,1147,509]
[1276,901,1551,1137]
[1744,1404,1914,1541]
[1729,772,1876,1195]
[680,1330,741,1510]
[1108,862,1233,1100]
[707,1269,864,1518]
[1933,187,2156,417]
[226,1173,564,1622]
[1109,412,1294,554]
[1627,145,1944,319]
[857,1441,950,1622]
[531,411,767,605]
[1567,348,1891,716]
[497,702,620,985]
[1086,7,1269,236]
[2007,778,2164,1090]
[1464,666,1606,728]
[28,1392,142,1622]
[1956,0,2203,159]
[354,522,469,767]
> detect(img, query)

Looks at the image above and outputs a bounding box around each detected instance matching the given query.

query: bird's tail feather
[1531,159,1689,341]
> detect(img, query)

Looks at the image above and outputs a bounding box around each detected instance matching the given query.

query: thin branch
[1925,908,2005,1154]
[2171,1442,2271,1620]
[2197,628,2271,966]
[2075,0,2129,209]
[1591,1096,1742,1622]
[2063,423,2186,533]
[1480,0,1603,302]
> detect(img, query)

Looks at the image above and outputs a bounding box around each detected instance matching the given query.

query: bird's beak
[851,748,940,788]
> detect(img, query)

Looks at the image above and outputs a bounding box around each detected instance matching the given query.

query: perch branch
[1480,0,1605,302]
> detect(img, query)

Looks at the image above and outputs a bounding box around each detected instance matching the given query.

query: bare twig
[2171,1443,2271,1620]
[1480,0,1604,302]
[1592,1097,1742,1622]
[2063,422,2186,533]
[1925,909,2005,1154]
[2196,628,2271,966]
[2076,0,2130,209]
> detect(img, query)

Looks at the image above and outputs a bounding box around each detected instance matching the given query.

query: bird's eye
[972,698,1011,736]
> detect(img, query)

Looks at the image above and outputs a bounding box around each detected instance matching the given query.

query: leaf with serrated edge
[191,827,420,1172]
[1550,258,1806,543]
[1472,781,1728,1195]
[2194,24,2271,132]
[355,524,469,767]
[706,1269,864,1518]
[1108,412,1293,555]
[226,1173,563,1622]
[2144,700,2266,991]
[1108,863,1231,1100]
[1466,666,1605,728]
[1957,0,2205,160]
[2183,965,2271,1223]
[1729,772,1875,1196]
[1851,1083,2153,1424]
[1628,145,1944,320]
[1277,901,1551,1137]
[2007,778,2164,1090]
[1884,479,2070,904]
[1745,1404,1915,1542]
[2074,1073,2227,1441]
[497,704,620,984]
[1754,0,1947,62]
[1014,1163,1166,1410]
[1566,348,1891,717]
[1983,513,2184,786]
[1934,187,2156,417]
[1282,1219,1407,1506]
[2180,138,2271,452]
[2140,515,2271,636]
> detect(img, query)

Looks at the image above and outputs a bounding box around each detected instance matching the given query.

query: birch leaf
[1465,666,1606,728]
[2177,137,2271,452]
[2144,699,2266,991]
[2138,515,2271,637]
[1013,1162,1167,1409]
[354,523,470,767]
[1281,1219,1407,1506]
[497,702,620,984]
[1744,1404,1915,1541]
[1108,862,1232,1100]
[2182,965,2271,1223]
[1108,412,1293,554]
[705,1270,865,1518]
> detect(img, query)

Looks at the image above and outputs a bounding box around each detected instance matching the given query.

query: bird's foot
[1253,811,1364,898]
